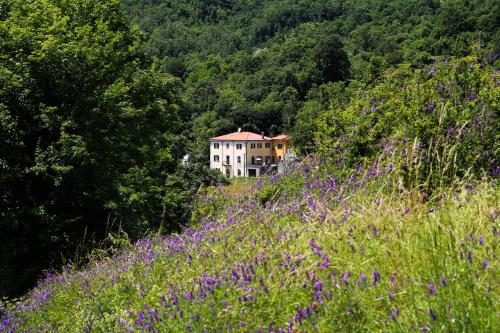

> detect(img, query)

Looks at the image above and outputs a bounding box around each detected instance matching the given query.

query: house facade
[209,130,291,178]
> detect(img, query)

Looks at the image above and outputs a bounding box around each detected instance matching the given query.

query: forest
[0,0,498,300]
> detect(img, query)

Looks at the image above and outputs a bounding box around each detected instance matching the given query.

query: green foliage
[257,184,281,206]
[1,0,499,302]
[123,0,499,160]
[0,0,188,297]
[316,55,499,191]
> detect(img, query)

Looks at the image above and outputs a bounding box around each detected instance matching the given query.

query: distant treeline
[123,0,499,156]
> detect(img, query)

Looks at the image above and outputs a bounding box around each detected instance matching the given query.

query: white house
[209,129,291,178]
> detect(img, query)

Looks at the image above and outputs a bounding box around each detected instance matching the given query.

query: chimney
[261,132,265,139]
[238,128,241,132]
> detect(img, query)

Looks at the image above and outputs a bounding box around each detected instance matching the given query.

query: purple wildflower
[342,272,351,284]
[309,239,321,255]
[428,282,436,296]
[314,291,322,302]
[295,309,303,324]
[315,279,323,291]
[320,254,330,270]
[360,272,367,283]
[482,259,489,270]
[440,277,447,286]
[372,270,380,286]
[305,306,311,318]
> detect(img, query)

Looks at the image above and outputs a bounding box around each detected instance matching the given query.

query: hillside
[1,19,499,329]
[1,0,499,299]
[123,0,500,156]
[1,0,499,329]
[1,155,498,332]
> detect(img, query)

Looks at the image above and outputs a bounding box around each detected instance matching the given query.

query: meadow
[1,150,498,332]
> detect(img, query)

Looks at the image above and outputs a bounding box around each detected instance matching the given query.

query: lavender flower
[309,239,321,255]
[315,279,323,291]
[428,282,436,296]
[440,277,447,286]
[372,270,380,287]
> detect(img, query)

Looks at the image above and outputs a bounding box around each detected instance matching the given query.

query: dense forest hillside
[123,0,499,156]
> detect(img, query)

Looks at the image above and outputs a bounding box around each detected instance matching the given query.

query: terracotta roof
[272,134,290,140]
[209,131,272,141]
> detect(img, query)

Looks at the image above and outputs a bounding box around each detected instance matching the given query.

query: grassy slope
[1,158,498,332]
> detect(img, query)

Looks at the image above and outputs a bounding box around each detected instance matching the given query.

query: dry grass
[219,178,258,197]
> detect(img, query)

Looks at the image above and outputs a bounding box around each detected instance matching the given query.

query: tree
[0,0,182,297]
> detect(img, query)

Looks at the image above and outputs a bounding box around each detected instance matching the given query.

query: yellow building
[271,134,291,163]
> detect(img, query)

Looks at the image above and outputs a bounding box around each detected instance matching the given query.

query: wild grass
[1,154,498,332]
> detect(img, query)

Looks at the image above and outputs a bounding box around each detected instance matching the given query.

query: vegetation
[0,0,498,323]
[1,50,498,331]
[123,0,499,156]
[316,54,499,189]
[1,152,498,332]
[0,0,223,297]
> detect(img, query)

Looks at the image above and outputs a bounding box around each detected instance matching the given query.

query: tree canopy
[123,0,499,156]
[0,0,205,297]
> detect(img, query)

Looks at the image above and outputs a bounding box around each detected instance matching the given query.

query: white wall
[209,140,223,173]
[209,140,248,177]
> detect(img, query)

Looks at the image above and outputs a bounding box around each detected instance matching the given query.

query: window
[237,156,241,164]
[213,143,220,149]
[251,156,255,165]
[226,143,230,149]
[265,156,270,164]
[236,143,242,150]
[250,143,256,149]
[213,155,219,162]
[257,143,262,148]
[226,169,230,177]
[237,169,241,176]
[226,156,230,164]
[265,143,271,148]
[278,144,283,149]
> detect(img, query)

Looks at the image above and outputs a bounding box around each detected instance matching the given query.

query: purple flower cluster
[0,139,496,332]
